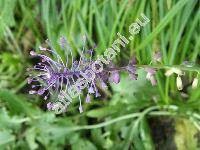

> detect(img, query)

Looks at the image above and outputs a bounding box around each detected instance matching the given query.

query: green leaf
[25,127,38,150]
[110,69,157,108]
[111,69,147,96]
[136,0,190,51]
[91,129,106,148]
[71,139,97,150]
[0,90,40,117]
[0,0,16,37]
[86,106,116,118]
[0,108,28,130]
[0,130,15,146]
[140,117,155,150]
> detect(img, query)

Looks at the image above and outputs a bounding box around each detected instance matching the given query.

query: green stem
[138,64,200,73]
[70,112,141,131]
[64,105,177,132]
[108,64,200,73]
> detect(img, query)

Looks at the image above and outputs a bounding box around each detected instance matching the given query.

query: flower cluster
[28,36,139,113]
[28,37,93,110]
[28,37,199,114]
[165,67,199,90]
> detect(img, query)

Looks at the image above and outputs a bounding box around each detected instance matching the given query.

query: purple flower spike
[85,94,91,103]
[109,71,120,84]
[29,36,159,114]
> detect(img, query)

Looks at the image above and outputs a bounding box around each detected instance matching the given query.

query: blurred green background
[0,0,200,149]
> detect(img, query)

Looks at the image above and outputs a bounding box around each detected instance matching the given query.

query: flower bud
[165,69,174,77]
[173,68,183,75]
[101,81,107,89]
[153,51,162,62]
[39,46,47,51]
[85,94,91,103]
[79,104,83,113]
[95,91,101,97]
[165,68,183,77]
[176,76,183,90]
[27,78,32,84]
[29,90,36,94]
[30,51,36,56]
[145,68,157,86]
[37,89,45,95]
[150,76,157,86]
[47,102,53,110]
[109,71,120,84]
[192,77,198,89]
[88,86,95,94]
[44,96,48,100]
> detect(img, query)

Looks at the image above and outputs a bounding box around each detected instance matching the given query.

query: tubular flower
[126,56,138,80]
[176,75,183,90]
[109,71,120,84]
[165,67,185,91]
[47,102,53,110]
[192,77,198,89]
[85,94,91,103]
[153,51,162,63]
[145,68,157,86]
[165,68,183,77]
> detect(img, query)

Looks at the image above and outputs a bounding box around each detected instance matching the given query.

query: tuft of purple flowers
[28,36,160,113]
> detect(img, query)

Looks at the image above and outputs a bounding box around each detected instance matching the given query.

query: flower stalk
[28,36,200,113]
